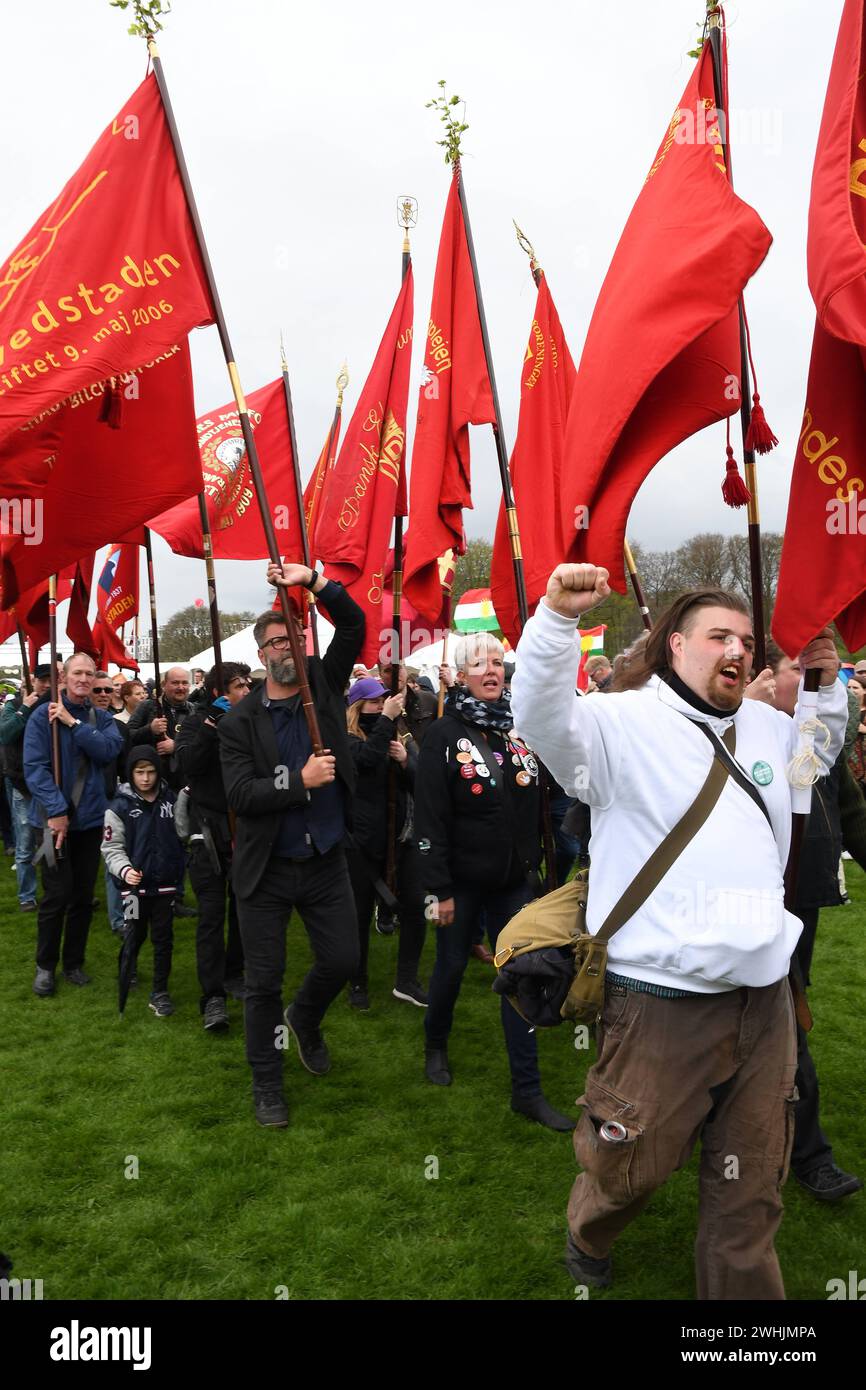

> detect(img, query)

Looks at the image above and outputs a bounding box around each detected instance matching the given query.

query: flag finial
[513,220,542,280]
[336,362,349,408]
[398,196,417,255]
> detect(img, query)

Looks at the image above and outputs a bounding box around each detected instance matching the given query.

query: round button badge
[471,783,483,795]
[460,764,476,779]
[476,765,490,778]
[457,738,472,752]
[515,771,531,787]
[456,751,473,764]
[752,761,774,786]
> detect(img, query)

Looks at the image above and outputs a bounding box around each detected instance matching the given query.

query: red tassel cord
[744,391,778,454]
[722,444,751,508]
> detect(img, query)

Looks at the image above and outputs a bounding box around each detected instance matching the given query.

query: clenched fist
[544,564,611,620]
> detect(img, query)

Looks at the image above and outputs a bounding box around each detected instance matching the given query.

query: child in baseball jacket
[101,745,185,1017]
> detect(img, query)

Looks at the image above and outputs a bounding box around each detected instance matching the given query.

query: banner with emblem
[403,173,495,622]
[561,41,771,593]
[774,0,866,656]
[490,275,576,649]
[91,540,140,670]
[148,377,304,562]
[317,269,414,666]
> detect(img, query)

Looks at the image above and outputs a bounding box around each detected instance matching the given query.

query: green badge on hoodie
[751,761,774,786]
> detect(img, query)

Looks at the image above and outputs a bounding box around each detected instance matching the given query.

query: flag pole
[47,575,61,784]
[16,625,31,695]
[280,336,320,658]
[146,36,322,752]
[196,495,223,687]
[706,7,766,669]
[624,540,653,631]
[385,202,416,894]
[143,527,163,713]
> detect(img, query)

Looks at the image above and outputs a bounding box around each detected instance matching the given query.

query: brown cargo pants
[568,977,798,1300]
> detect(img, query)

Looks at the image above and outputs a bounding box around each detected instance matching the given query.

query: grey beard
[268,654,297,686]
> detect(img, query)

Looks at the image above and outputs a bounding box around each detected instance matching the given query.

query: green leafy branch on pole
[425,81,469,165]
[109,0,172,39]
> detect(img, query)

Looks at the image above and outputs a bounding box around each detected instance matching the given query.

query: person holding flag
[512,563,845,1298]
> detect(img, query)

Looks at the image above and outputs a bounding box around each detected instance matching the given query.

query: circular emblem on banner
[457,738,472,752]
[752,761,774,786]
[515,770,531,787]
[460,764,476,779]
[471,782,483,795]
[456,751,473,764]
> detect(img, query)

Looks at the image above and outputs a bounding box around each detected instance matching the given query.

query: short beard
[268,654,297,687]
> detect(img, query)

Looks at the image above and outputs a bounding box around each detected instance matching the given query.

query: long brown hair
[610,588,751,693]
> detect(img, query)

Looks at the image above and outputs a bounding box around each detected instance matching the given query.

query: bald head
[162,667,190,704]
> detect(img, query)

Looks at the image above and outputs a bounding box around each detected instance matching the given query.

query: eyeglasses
[262,636,294,652]
[92,686,113,693]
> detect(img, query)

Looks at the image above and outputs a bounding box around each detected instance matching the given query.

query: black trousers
[346,841,427,988]
[124,895,175,995]
[35,827,102,973]
[236,845,359,1092]
[188,842,244,1009]
[791,907,834,1176]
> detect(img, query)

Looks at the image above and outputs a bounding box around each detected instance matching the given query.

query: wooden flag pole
[147,36,322,752]
[47,575,61,784]
[16,625,31,695]
[280,336,320,658]
[143,527,163,713]
[624,540,653,631]
[706,8,766,670]
[196,495,223,688]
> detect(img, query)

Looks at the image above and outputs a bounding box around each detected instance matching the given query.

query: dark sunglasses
[92,685,113,693]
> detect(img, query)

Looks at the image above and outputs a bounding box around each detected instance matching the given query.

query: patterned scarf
[445,685,513,733]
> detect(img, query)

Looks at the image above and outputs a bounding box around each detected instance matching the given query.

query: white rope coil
[786,716,832,791]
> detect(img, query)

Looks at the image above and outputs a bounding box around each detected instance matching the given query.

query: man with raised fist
[512,563,846,1301]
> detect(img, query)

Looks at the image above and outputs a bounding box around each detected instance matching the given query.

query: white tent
[187,614,336,674]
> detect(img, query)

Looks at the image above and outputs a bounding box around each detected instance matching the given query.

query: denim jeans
[424,878,541,1096]
[105,865,125,931]
[6,779,36,905]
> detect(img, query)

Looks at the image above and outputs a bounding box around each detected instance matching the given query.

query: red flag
[0,73,213,449]
[90,541,140,670]
[92,616,139,671]
[148,378,304,562]
[10,566,76,665]
[774,0,866,655]
[305,404,344,561]
[403,173,495,621]
[379,545,454,664]
[490,275,576,647]
[317,271,414,666]
[0,340,202,599]
[562,42,771,590]
[66,556,98,659]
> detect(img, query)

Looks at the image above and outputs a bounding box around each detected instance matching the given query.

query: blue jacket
[102,779,185,896]
[23,695,124,832]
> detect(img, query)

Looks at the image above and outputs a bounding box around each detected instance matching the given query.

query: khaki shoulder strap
[595,725,735,945]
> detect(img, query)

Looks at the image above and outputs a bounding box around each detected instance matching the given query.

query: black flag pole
[16,625,31,695]
[706,6,766,670]
[280,335,320,658]
[146,34,322,752]
[624,540,653,632]
[196,495,223,689]
[142,527,162,713]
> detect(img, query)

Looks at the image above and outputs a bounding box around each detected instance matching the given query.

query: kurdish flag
[577,624,606,692]
[454,588,500,633]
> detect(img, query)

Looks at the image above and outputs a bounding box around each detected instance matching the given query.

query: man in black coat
[218,561,365,1129]
[175,660,251,1033]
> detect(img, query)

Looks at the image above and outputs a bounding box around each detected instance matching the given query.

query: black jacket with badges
[349,713,417,863]
[218,579,365,899]
[414,706,542,899]
[101,746,186,895]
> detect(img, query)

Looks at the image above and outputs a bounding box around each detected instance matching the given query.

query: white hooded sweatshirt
[512,602,847,994]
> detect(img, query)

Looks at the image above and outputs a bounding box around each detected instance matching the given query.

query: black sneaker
[795,1162,862,1202]
[254,1091,289,1128]
[149,992,175,1018]
[20,900,37,913]
[564,1233,612,1288]
[203,996,229,1032]
[283,1004,331,1075]
[393,980,428,1008]
[348,984,370,1011]
[33,967,55,997]
[424,1047,452,1086]
[511,1092,575,1132]
[62,968,92,986]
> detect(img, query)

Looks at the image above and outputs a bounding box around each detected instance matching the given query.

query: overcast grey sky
[0,0,843,628]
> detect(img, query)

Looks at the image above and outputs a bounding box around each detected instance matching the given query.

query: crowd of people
[1,557,862,1300]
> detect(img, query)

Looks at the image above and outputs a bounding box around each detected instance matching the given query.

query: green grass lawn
[1,849,864,1301]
